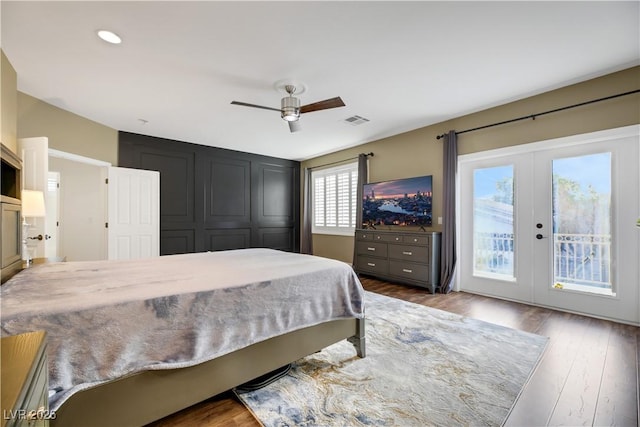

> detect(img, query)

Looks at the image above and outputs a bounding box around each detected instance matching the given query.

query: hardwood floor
[149,276,640,426]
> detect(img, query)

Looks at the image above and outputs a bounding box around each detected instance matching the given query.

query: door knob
[536,234,546,240]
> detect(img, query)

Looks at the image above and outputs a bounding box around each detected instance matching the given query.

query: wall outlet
[438,217,442,225]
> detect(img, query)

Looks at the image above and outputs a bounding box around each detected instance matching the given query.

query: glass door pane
[473,165,515,280]
[459,153,533,303]
[551,152,613,295]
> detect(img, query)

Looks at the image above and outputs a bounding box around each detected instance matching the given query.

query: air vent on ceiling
[344,115,370,126]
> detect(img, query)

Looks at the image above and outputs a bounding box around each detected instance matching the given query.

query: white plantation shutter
[351,170,358,227]
[314,176,325,228]
[325,175,337,226]
[337,171,350,227]
[312,162,358,235]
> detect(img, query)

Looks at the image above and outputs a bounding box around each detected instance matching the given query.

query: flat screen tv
[363,175,432,227]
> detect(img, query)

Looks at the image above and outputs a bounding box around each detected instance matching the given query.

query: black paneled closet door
[118,132,300,255]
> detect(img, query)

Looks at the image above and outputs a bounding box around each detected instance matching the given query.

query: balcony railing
[474,232,612,290]
[474,232,514,276]
[554,233,611,288]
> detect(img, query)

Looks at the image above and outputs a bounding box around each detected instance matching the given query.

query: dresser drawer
[355,231,375,241]
[356,232,397,243]
[388,244,428,261]
[356,255,389,275]
[402,235,429,246]
[374,233,398,243]
[389,260,430,282]
[356,241,388,257]
[385,234,404,243]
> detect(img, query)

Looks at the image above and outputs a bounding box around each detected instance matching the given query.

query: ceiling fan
[231,85,345,133]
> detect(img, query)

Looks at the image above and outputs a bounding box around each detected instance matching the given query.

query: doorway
[458,126,639,324]
[45,171,60,258]
[48,153,109,261]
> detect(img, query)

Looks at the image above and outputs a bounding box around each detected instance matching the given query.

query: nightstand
[1,331,50,427]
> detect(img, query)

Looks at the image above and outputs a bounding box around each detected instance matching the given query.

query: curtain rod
[436,89,640,140]
[308,152,374,170]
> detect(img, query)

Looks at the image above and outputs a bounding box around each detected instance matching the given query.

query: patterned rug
[236,291,548,426]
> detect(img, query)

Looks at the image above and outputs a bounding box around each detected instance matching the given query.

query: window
[312,162,358,235]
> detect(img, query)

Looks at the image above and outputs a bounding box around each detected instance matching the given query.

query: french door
[458,126,639,324]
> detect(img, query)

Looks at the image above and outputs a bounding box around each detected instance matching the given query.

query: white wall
[49,156,107,261]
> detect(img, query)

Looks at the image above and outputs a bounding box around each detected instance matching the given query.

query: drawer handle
[367,247,376,251]
[402,251,413,256]
[402,268,413,273]
[413,238,418,242]
[376,236,381,240]
[367,262,376,267]
[395,237,400,241]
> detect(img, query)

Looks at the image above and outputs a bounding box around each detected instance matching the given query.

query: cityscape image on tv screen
[363,175,433,226]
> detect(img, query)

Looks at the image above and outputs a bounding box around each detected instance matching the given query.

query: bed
[0,248,366,426]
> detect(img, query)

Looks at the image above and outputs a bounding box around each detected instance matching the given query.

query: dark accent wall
[118,132,300,255]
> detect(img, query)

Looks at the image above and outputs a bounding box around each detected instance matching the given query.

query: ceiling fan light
[282,110,299,121]
[281,96,300,122]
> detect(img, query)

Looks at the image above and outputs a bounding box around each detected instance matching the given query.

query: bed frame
[51,317,365,427]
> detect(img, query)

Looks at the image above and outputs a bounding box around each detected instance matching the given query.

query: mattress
[1,248,365,410]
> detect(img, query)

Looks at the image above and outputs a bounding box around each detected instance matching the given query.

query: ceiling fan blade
[300,97,345,114]
[289,120,301,133]
[231,101,281,112]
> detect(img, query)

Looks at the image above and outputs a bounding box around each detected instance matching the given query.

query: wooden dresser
[1,143,23,285]
[1,331,50,427]
[354,229,441,293]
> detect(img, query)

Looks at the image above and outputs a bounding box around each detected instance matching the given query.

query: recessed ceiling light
[97,30,122,44]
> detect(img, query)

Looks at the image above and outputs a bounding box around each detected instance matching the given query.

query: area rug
[235,291,548,427]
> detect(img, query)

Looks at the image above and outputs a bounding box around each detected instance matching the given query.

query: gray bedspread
[1,249,365,410]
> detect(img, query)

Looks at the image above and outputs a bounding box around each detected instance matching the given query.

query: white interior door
[45,171,60,258]
[108,166,160,260]
[19,137,49,259]
[458,125,639,325]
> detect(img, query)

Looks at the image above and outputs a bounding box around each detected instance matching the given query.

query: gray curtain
[351,154,369,266]
[301,167,313,254]
[439,130,457,293]
[355,154,369,230]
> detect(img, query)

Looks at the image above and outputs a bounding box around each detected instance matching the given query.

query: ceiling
[2,1,638,161]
